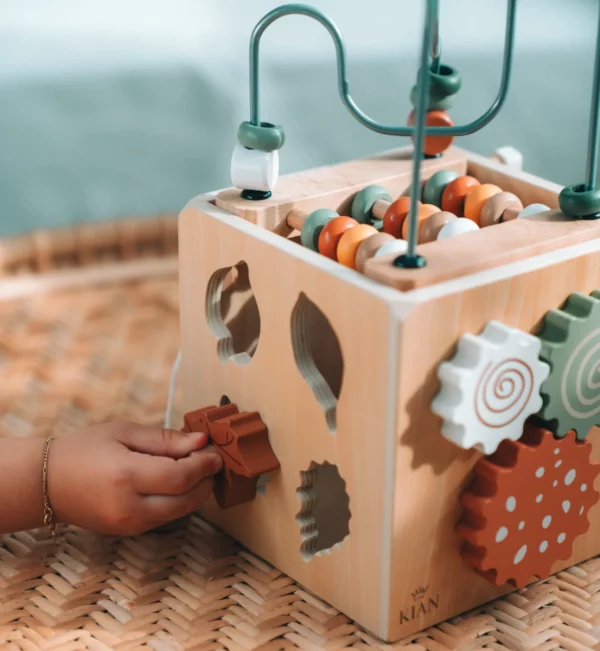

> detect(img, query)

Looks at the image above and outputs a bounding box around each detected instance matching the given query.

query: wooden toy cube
[178,145,600,642]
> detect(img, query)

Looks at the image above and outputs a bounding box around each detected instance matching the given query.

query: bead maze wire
[397,0,437,268]
[241,0,600,267]
[248,2,517,137]
[586,4,600,193]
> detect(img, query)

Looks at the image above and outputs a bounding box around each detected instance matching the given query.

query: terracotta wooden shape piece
[182,404,280,509]
[457,423,600,588]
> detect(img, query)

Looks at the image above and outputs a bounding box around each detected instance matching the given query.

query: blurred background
[0,0,596,236]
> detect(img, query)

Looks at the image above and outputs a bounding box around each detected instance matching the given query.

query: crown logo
[411,585,428,601]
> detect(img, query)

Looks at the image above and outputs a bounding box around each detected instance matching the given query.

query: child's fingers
[142,477,215,524]
[116,423,209,459]
[130,448,223,496]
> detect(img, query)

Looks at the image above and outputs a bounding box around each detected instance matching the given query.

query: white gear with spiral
[431,321,550,455]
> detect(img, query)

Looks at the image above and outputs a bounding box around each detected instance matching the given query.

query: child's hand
[47,422,223,535]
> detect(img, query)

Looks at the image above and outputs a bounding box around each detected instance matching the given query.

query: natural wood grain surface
[179,198,399,639]
[179,194,600,643]
[388,240,600,640]
[365,209,600,291]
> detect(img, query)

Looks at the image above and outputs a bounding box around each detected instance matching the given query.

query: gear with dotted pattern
[431,321,550,455]
[457,423,599,587]
[537,290,600,439]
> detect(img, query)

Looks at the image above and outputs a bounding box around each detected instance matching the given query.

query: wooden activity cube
[178,146,600,642]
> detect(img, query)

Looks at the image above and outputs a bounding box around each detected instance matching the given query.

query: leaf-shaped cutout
[296,461,351,561]
[206,262,261,365]
[291,293,344,433]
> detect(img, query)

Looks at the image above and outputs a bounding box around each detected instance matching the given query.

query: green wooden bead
[351,185,392,224]
[413,64,462,103]
[410,85,453,111]
[430,64,462,99]
[301,209,338,250]
[559,184,600,219]
[237,121,286,152]
[423,170,459,206]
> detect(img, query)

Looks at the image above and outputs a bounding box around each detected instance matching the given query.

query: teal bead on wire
[237,121,286,152]
[559,184,600,219]
[410,64,462,111]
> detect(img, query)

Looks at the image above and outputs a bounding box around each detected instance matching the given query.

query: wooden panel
[386,242,600,640]
[215,146,468,230]
[179,150,600,642]
[365,210,600,291]
[178,198,400,638]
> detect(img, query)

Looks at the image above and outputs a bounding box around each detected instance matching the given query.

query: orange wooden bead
[407,109,454,157]
[383,197,421,238]
[318,216,358,259]
[337,224,378,269]
[463,184,503,225]
[402,203,439,241]
[441,175,481,216]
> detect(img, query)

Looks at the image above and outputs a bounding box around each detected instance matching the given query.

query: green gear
[537,290,600,439]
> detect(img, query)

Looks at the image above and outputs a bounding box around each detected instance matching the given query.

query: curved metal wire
[249,1,517,136]
[586,2,600,191]
[404,0,437,264]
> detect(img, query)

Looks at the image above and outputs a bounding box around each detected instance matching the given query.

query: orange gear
[457,423,600,587]
[182,404,280,509]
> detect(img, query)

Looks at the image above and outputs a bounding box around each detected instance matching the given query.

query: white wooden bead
[437,218,479,240]
[230,143,279,192]
[518,203,551,219]
[492,145,523,170]
[431,321,550,454]
[373,239,408,259]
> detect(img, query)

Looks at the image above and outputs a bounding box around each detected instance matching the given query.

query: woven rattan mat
[1,275,600,651]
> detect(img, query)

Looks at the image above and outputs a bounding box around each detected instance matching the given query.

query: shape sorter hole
[296,462,351,562]
[291,293,344,434]
[206,262,261,365]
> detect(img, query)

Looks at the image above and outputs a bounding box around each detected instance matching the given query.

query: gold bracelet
[42,437,58,539]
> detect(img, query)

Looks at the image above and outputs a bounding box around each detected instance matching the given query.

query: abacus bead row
[425,171,552,228]
[291,176,553,270]
[317,216,407,270]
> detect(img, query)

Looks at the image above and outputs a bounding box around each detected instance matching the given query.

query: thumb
[115,422,210,459]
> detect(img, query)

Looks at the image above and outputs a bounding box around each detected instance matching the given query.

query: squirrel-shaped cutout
[182,403,280,509]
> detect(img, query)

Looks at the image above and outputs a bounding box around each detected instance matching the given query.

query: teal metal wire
[431,2,441,75]
[403,0,437,264]
[249,1,517,136]
[586,2,600,191]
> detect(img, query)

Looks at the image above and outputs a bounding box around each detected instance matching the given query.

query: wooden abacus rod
[285,209,310,232]
[372,200,391,221]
